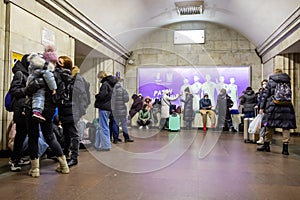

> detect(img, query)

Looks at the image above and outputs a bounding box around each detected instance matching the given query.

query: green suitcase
[169,114,180,131]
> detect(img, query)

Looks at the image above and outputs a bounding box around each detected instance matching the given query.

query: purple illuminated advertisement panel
[138,66,250,110]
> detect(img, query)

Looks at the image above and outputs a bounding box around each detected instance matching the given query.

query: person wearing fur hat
[199,93,216,131]
[26,53,57,122]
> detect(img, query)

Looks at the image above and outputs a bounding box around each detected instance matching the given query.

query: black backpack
[53,68,72,104]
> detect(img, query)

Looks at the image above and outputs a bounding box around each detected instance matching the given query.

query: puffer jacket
[129,94,143,118]
[71,68,87,120]
[240,89,257,112]
[94,75,117,111]
[111,82,129,117]
[216,93,233,120]
[9,60,29,122]
[261,73,296,129]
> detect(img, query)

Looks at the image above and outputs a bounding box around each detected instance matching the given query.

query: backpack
[5,91,13,112]
[273,82,292,105]
[53,68,73,104]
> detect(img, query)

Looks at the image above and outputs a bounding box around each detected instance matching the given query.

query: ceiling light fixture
[175,0,204,15]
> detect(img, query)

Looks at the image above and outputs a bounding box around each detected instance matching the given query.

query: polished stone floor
[1,128,300,200]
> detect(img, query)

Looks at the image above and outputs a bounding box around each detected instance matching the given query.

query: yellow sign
[11,52,23,68]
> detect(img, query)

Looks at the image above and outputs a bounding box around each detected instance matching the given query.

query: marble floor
[1,128,300,200]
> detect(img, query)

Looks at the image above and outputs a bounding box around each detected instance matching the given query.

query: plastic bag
[248,114,262,134]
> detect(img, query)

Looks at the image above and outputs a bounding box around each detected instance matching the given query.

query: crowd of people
[7,45,94,177]
[7,47,296,178]
[128,68,296,155]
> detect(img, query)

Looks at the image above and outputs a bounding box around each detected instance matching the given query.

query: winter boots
[282,143,289,155]
[56,155,70,174]
[256,137,264,145]
[257,142,270,152]
[257,142,289,155]
[29,158,40,178]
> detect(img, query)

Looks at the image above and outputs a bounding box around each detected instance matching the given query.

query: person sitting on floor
[137,104,151,129]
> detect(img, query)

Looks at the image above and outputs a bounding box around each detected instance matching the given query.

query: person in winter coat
[111,79,134,143]
[94,71,117,151]
[24,55,69,178]
[240,86,257,118]
[159,90,181,130]
[255,79,268,110]
[152,98,161,126]
[257,68,296,155]
[215,88,236,132]
[129,94,143,119]
[26,53,57,122]
[71,65,90,119]
[137,104,151,129]
[8,54,31,172]
[255,79,268,145]
[144,96,153,110]
[181,87,194,130]
[56,55,79,167]
[199,93,216,131]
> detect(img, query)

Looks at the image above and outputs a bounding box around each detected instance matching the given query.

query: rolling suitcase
[169,113,180,131]
[243,118,259,143]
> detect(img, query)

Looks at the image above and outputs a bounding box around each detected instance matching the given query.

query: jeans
[109,115,119,142]
[244,111,255,118]
[114,116,130,140]
[95,109,111,150]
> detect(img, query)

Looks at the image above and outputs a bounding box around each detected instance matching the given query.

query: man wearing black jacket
[9,55,30,171]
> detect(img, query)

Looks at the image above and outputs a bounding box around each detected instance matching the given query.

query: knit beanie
[43,45,58,63]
